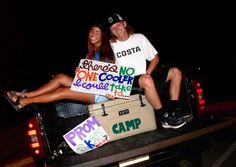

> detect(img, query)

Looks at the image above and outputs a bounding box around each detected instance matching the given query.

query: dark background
[0,0,235,127]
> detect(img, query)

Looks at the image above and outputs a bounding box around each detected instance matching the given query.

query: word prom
[63,116,110,154]
[70,59,135,98]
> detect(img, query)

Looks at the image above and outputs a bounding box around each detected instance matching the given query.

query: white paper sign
[63,116,110,154]
[71,59,135,99]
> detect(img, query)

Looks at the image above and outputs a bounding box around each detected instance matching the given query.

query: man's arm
[146,55,159,75]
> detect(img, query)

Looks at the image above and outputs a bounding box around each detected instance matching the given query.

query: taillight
[27,116,46,159]
[192,80,206,116]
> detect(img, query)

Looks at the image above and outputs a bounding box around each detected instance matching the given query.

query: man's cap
[107,13,123,27]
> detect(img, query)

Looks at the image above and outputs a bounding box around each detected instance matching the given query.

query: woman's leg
[13,73,73,98]
[18,87,94,109]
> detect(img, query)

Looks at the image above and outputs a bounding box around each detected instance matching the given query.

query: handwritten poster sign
[63,115,110,154]
[71,59,135,99]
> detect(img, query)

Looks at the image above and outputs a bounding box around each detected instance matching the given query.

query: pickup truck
[25,68,234,167]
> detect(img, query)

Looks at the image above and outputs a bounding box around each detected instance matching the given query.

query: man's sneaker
[154,109,166,125]
[172,106,192,120]
[169,100,192,119]
[155,110,186,129]
[162,112,186,129]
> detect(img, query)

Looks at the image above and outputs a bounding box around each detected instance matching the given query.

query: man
[106,13,187,129]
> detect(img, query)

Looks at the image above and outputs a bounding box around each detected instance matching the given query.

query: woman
[4,21,115,112]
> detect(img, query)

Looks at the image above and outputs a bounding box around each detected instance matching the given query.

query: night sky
[0,0,235,91]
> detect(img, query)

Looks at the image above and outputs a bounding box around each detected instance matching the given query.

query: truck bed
[54,117,234,167]
[27,74,234,167]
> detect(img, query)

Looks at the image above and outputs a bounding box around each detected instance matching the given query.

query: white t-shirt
[110,33,158,76]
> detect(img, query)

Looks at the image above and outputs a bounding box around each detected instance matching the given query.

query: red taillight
[192,80,206,116]
[28,123,33,128]
[26,116,46,159]
[35,150,40,154]
[28,130,36,136]
[199,99,205,105]
[31,142,40,148]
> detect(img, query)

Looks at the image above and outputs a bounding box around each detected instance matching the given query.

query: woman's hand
[105,94,115,100]
[75,67,80,73]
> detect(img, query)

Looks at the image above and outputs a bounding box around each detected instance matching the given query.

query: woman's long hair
[87,21,115,63]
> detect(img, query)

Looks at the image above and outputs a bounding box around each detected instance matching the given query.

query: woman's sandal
[9,89,28,98]
[4,91,23,112]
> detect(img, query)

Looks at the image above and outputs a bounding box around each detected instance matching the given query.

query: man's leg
[166,67,185,114]
[139,74,162,110]
[166,67,182,101]
[139,74,186,129]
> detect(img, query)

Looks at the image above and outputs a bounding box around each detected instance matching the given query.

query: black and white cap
[107,13,123,27]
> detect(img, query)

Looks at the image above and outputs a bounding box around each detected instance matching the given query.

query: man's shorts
[131,65,170,96]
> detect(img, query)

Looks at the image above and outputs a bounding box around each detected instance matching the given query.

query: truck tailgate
[54,117,234,167]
